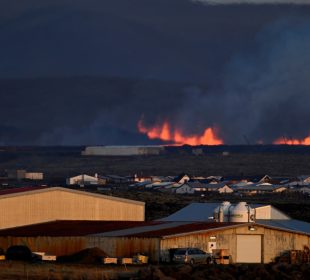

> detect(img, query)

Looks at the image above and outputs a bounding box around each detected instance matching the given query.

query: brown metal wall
[0,236,160,261]
[0,236,87,256]
[87,237,160,262]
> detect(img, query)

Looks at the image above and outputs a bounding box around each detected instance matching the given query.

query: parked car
[172,248,212,264]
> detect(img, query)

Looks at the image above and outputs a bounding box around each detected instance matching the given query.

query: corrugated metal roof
[160,203,220,222]
[0,219,241,238]
[0,186,48,196]
[256,219,310,235]
[0,219,308,238]
[93,221,193,237]
[99,222,243,238]
[160,202,290,222]
[0,220,162,237]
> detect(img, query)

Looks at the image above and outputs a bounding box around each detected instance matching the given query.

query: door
[236,235,262,263]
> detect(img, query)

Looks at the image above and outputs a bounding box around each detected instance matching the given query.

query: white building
[66,174,98,185]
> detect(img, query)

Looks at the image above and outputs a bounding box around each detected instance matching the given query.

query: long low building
[0,219,308,264]
[0,187,145,229]
[82,146,165,156]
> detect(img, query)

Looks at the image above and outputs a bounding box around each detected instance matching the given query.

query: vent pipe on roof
[213,201,231,222]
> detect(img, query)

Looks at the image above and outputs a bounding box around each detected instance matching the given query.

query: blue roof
[256,219,310,235]
[160,203,219,222]
[160,202,283,222]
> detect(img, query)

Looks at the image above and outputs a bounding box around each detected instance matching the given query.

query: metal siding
[0,224,308,264]
[263,227,310,263]
[82,146,164,156]
[0,189,144,229]
[87,237,160,262]
[160,225,310,264]
[160,228,238,262]
[0,236,86,256]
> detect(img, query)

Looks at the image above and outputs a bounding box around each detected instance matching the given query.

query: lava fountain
[137,119,223,145]
[273,136,310,145]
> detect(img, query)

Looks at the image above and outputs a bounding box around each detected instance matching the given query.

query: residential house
[173,173,191,184]
[204,182,234,193]
[174,183,195,194]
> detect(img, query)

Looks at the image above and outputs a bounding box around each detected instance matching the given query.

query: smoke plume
[0,1,310,145]
[193,0,310,4]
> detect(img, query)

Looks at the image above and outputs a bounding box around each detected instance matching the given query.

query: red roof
[0,220,243,238]
[123,222,242,237]
[0,186,48,196]
[0,220,163,237]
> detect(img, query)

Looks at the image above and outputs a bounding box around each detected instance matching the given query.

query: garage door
[236,235,262,263]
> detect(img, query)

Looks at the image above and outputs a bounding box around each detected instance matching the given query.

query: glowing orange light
[137,119,223,145]
[273,136,310,145]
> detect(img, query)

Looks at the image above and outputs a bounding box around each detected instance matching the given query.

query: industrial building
[0,187,145,229]
[66,174,99,185]
[160,201,290,221]
[0,219,308,264]
[0,202,308,264]
[82,146,165,156]
[6,169,43,180]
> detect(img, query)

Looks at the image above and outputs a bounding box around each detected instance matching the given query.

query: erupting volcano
[273,136,310,145]
[137,119,223,145]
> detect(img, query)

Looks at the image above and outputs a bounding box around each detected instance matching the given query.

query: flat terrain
[1,146,310,179]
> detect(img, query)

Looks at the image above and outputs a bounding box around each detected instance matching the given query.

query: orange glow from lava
[137,119,223,145]
[273,136,310,145]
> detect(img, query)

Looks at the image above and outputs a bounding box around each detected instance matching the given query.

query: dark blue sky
[1,0,310,145]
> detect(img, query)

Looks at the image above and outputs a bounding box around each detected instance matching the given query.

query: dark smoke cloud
[208,18,310,144]
[0,1,310,145]
[194,0,310,4]
[138,17,310,144]
[0,77,188,145]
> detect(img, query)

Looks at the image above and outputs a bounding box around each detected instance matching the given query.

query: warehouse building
[82,145,165,156]
[0,187,145,229]
[0,219,308,264]
[0,201,308,264]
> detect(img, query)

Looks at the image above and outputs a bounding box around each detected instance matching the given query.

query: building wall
[67,175,98,185]
[0,226,308,263]
[7,169,26,180]
[82,146,164,156]
[160,225,310,263]
[255,206,289,220]
[0,236,160,261]
[87,237,160,261]
[0,188,145,229]
[218,186,233,193]
[0,236,87,256]
[24,172,43,180]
